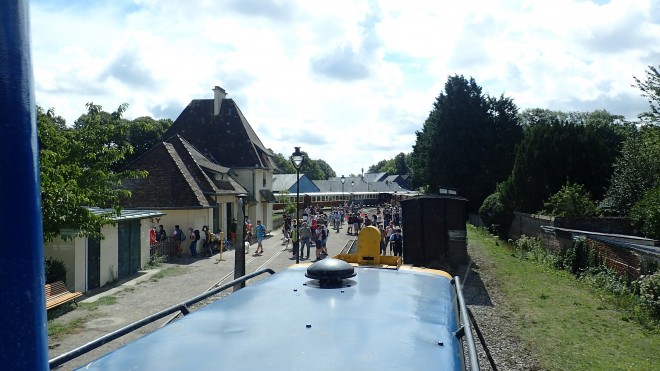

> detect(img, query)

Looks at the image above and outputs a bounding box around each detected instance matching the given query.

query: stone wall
[509,212,554,239]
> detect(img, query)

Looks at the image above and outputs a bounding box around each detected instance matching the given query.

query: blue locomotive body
[80,263,469,370]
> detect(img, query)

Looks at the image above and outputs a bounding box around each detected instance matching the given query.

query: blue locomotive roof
[80,265,464,370]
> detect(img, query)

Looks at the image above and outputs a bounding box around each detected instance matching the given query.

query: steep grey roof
[164,98,275,170]
[120,135,247,209]
[272,174,300,192]
[363,173,388,182]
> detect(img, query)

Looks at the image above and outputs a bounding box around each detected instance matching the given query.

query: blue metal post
[0,1,48,369]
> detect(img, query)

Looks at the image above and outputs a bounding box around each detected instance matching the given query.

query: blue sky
[30,0,660,177]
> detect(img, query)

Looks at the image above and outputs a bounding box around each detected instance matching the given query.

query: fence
[150,239,176,258]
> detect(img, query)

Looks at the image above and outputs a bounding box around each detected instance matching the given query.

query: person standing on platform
[199,226,208,258]
[254,220,267,255]
[157,225,167,242]
[299,222,312,260]
[189,228,199,258]
[230,218,237,246]
[149,226,157,245]
[173,225,184,257]
[390,229,403,257]
[291,222,299,258]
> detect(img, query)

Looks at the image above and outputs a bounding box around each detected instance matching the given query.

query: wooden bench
[45,281,82,310]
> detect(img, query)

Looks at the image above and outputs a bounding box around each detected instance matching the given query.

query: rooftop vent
[306,258,356,288]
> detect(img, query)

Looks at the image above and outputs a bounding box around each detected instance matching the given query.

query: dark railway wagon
[401,194,469,268]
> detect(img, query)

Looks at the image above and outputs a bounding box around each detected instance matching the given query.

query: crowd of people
[148,202,404,261]
[149,223,227,259]
[279,202,404,261]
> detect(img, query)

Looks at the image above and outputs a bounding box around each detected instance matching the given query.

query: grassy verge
[78,295,117,311]
[468,225,659,370]
[48,315,95,338]
[149,266,185,281]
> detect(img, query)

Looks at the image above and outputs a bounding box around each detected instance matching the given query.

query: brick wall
[587,239,641,280]
[507,213,659,281]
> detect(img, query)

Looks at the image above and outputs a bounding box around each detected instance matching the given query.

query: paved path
[49,223,356,370]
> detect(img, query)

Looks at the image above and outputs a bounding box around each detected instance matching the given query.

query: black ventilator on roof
[305,258,356,288]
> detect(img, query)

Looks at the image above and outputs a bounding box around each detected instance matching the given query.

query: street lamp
[351,180,355,200]
[234,193,248,291]
[340,175,345,202]
[291,147,304,264]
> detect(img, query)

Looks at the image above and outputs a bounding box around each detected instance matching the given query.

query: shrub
[639,272,660,317]
[45,257,67,284]
[479,191,513,238]
[629,186,660,239]
[540,182,601,217]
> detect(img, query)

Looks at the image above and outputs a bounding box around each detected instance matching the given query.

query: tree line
[373,67,659,240]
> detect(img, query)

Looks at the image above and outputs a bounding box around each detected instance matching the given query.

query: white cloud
[30,0,659,177]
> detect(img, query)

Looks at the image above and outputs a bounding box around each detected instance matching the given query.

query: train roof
[79,263,465,370]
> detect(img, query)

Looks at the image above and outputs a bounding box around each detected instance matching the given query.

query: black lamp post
[351,180,355,200]
[291,147,304,264]
[340,175,345,202]
[234,193,248,291]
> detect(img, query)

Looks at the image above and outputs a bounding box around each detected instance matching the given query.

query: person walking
[290,222,299,258]
[254,220,267,255]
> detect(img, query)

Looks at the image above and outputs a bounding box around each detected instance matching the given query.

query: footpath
[49,225,355,370]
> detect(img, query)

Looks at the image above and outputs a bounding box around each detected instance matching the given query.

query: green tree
[478,179,516,237]
[394,152,409,175]
[117,116,172,168]
[368,152,410,175]
[271,151,336,179]
[540,182,601,217]
[38,104,146,242]
[509,110,628,213]
[603,125,660,215]
[272,152,296,173]
[634,65,660,125]
[629,186,660,239]
[410,75,522,212]
[368,158,395,174]
[316,159,336,179]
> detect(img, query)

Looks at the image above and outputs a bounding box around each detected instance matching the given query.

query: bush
[639,272,660,317]
[540,182,601,217]
[45,257,67,284]
[479,191,512,238]
[629,186,660,239]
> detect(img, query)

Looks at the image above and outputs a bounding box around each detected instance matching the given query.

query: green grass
[78,295,117,311]
[48,316,93,338]
[468,225,660,370]
[145,254,168,268]
[149,266,184,281]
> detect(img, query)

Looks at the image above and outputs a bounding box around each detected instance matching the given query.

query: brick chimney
[213,86,227,115]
